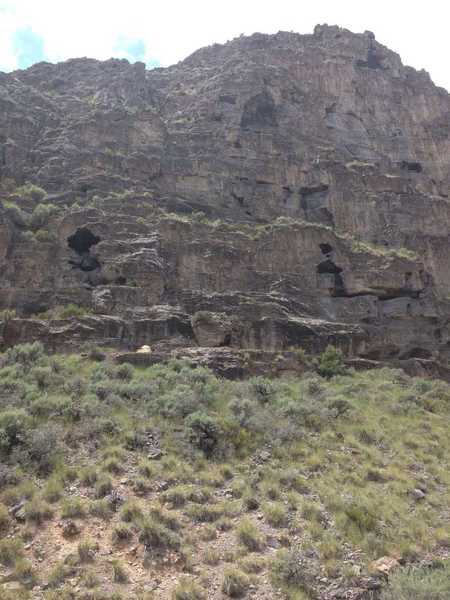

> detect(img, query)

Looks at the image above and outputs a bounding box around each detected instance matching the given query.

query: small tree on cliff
[317,345,346,379]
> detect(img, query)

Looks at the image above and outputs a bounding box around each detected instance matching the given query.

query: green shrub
[250,377,275,404]
[4,341,45,366]
[344,500,377,533]
[13,558,38,585]
[77,539,97,563]
[162,485,190,507]
[26,424,59,473]
[0,308,16,322]
[217,516,233,532]
[0,502,11,531]
[115,363,134,381]
[158,385,204,418]
[16,183,47,202]
[112,523,133,543]
[185,411,221,456]
[317,345,346,378]
[203,547,221,566]
[132,476,151,495]
[236,519,265,551]
[80,466,98,486]
[221,567,249,597]
[199,524,217,541]
[95,475,113,498]
[2,480,36,506]
[83,568,100,588]
[264,502,289,528]
[0,409,31,453]
[187,503,223,523]
[102,456,123,474]
[239,555,265,574]
[0,538,24,565]
[29,203,58,231]
[381,562,450,599]
[89,499,112,520]
[137,458,155,479]
[172,577,206,600]
[61,497,86,519]
[138,517,181,553]
[58,304,90,319]
[34,228,57,243]
[47,561,74,588]
[149,505,182,531]
[112,559,129,583]
[24,499,53,524]
[3,201,30,228]
[121,500,143,523]
[60,466,78,483]
[102,445,125,461]
[86,345,106,362]
[271,546,317,595]
[301,500,322,522]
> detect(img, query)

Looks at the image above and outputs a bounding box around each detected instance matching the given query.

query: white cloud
[0,0,449,90]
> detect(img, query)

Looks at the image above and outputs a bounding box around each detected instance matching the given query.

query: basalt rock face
[0,25,450,372]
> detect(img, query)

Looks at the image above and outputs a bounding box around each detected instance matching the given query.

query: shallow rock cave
[67,227,101,272]
[400,347,433,360]
[356,45,384,70]
[241,91,277,129]
[400,160,423,173]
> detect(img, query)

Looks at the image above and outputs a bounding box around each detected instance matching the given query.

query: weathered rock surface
[0,25,449,372]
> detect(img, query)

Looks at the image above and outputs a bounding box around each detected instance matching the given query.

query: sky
[0,0,449,91]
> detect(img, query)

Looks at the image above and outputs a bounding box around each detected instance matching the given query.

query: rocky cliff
[0,25,449,375]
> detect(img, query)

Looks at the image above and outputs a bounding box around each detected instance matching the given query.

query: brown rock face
[0,25,449,371]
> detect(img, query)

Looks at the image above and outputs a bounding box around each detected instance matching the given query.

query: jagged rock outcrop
[0,25,449,373]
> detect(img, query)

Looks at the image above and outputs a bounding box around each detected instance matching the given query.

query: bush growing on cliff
[317,345,346,378]
[0,308,16,322]
[3,201,30,228]
[15,183,47,202]
[57,304,91,319]
[34,229,57,243]
[29,203,58,231]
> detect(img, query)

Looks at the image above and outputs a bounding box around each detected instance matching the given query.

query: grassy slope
[0,343,449,599]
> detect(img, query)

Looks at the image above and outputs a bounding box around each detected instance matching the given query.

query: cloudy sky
[1,0,449,91]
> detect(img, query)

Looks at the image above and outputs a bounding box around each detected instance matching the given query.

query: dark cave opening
[241,91,277,129]
[356,45,384,70]
[317,259,346,296]
[400,160,422,173]
[221,333,232,347]
[366,47,384,69]
[67,228,101,272]
[317,259,342,276]
[319,243,333,256]
[68,228,100,254]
